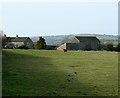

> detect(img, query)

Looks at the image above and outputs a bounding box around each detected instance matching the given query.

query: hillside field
[2,49,118,96]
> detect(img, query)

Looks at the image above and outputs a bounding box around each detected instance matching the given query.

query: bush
[115,43,120,52]
[106,42,114,51]
[46,47,53,50]
[100,42,115,51]
[18,45,29,49]
[100,43,107,50]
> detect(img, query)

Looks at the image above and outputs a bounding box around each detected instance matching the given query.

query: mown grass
[2,49,118,96]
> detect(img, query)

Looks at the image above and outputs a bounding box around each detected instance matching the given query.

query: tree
[2,37,7,48]
[34,36,46,49]
[106,42,114,51]
[0,30,7,48]
[100,43,107,50]
[116,43,120,52]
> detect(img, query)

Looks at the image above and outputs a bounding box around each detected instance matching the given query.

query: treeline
[100,42,120,52]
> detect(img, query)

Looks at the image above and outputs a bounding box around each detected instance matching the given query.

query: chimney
[16,35,18,38]
[4,34,6,37]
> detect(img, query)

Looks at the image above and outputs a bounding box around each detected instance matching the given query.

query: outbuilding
[57,36,100,50]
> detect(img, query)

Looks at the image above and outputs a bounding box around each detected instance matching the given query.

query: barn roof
[75,36,100,42]
[6,37,29,42]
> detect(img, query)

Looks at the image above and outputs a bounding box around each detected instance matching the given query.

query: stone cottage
[57,36,100,50]
[4,34,33,49]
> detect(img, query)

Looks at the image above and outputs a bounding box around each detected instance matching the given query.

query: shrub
[100,43,107,50]
[106,42,114,51]
[18,45,29,49]
[115,43,120,52]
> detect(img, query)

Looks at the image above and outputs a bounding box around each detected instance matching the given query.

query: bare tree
[0,30,7,48]
[0,30,3,49]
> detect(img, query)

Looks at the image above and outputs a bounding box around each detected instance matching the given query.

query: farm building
[3,34,34,49]
[57,36,100,50]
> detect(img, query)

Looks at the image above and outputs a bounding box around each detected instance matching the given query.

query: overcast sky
[1,1,118,37]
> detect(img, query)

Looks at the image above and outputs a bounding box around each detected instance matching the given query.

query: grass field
[2,49,118,96]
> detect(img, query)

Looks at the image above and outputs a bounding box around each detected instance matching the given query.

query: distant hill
[30,34,118,46]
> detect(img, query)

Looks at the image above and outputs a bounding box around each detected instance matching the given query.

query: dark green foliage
[115,43,120,52]
[18,45,29,49]
[34,36,46,49]
[106,42,114,51]
[2,37,7,48]
[46,46,56,50]
[100,42,116,51]
[0,32,7,48]
[0,31,5,48]
[46,47,53,50]
[100,43,107,50]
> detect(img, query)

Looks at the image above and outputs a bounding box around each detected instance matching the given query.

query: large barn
[57,36,100,50]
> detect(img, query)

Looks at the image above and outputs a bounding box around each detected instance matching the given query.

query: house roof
[75,36,100,42]
[6,37,29,42]
[32,41,37,44]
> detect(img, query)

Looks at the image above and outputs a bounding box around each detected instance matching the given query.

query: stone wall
[66,41,100,50]
[9,42,24,47]
[66,43,79,50]
[24,38,34,49]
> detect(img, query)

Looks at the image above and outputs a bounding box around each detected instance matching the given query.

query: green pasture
[2,49,118,96]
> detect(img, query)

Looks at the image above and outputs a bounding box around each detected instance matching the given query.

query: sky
[1,1,118,37]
